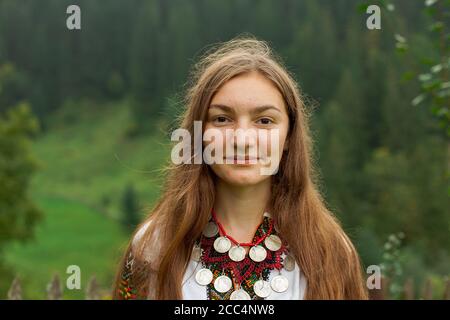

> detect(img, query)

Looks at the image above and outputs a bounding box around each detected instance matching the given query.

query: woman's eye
[257,118,273,125]
[213,116,230,124]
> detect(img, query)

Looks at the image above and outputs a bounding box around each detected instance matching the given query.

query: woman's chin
[213,166,269,186]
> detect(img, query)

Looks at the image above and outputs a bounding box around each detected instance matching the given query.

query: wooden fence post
[421,278,433,300]
[402,278,414,300]
[85,276,100,300]
[7,277,22,300]
[443,277,449,300]
[46,274,62,300]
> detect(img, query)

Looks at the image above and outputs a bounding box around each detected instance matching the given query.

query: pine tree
[0,103,42,247]
[129,1,168,133]
[121,183,140,233]
[318,70,370,227]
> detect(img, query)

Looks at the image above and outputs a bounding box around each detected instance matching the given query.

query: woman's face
[204,71,290,186]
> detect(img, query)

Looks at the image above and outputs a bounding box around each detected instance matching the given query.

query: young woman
[113,36,368,300]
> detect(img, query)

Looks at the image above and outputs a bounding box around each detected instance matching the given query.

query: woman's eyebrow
[209,104,234,113]
[209,104,281,114]
[251,105,282,114]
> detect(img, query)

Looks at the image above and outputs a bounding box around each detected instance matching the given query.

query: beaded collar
[196,214,288,300]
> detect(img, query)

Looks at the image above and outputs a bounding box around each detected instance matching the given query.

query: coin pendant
[214,275,232,293]
[263,212,272,219]
[283,254,295,271]
[230,288,251,300]
[202,222,219,238]
[228,245,246,262]
[191,245,202,261]
[249,245,267,262]
[195,268,213,286]
[264,234,282,251]
[270,275,289,293]
[213,236,231,253]
[253,279,271,298]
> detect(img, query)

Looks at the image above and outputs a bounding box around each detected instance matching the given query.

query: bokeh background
[0,0,448,299]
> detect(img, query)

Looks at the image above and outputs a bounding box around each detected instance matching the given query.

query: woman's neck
[213,179,271,244]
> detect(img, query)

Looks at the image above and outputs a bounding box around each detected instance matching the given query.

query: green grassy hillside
[5,196,126,299]
[29,100,170,219]
[3,100,172,299]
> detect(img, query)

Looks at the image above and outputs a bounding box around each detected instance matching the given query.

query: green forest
[0,0,448,299]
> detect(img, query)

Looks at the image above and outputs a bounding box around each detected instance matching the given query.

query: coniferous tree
[120,183,140,233]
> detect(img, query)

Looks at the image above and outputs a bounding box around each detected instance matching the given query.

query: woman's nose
[232,120,258,151]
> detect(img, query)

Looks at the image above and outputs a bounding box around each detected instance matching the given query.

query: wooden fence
[6,275,450,300]
[7,275,110,300]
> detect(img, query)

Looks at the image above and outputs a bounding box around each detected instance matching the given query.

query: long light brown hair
[113,35,368,300]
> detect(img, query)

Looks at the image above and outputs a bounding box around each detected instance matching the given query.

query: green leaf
[394,34,406,43]
[425,0,439,6]
[425,6,437,16]
[431,64,443,73]
[401,71,415,81]
[441,82,450,89]
[429,21,444,32]
[412,94,426,106]
[418,73,432,82]
[422,79,441,90]
[436,107,448,117]
[437,87,450,98]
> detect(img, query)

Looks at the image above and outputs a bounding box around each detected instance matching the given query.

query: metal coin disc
[214,275,233,293]
[264,234,282,251]
[230,289,251,300]
[228,245,246,262]
[253,279,271,298]
[213,236,231,253]
[283,254,295,272]
[202,222,219,238]
[263,212,272,219]
[249,245,267,262]
[191,245,202,261]
[195,268,213,286]
[270,275,289,293]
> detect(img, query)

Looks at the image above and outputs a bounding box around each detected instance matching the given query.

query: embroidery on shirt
[117,250,139,300]
[117,250,150,300]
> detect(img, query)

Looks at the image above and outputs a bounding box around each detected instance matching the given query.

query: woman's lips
[223,156,259,164]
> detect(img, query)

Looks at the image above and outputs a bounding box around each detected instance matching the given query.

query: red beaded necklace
[211,208,274,247]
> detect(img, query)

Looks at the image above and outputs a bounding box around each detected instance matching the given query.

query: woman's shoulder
[132,219,153,247]
[131,217,162,271]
